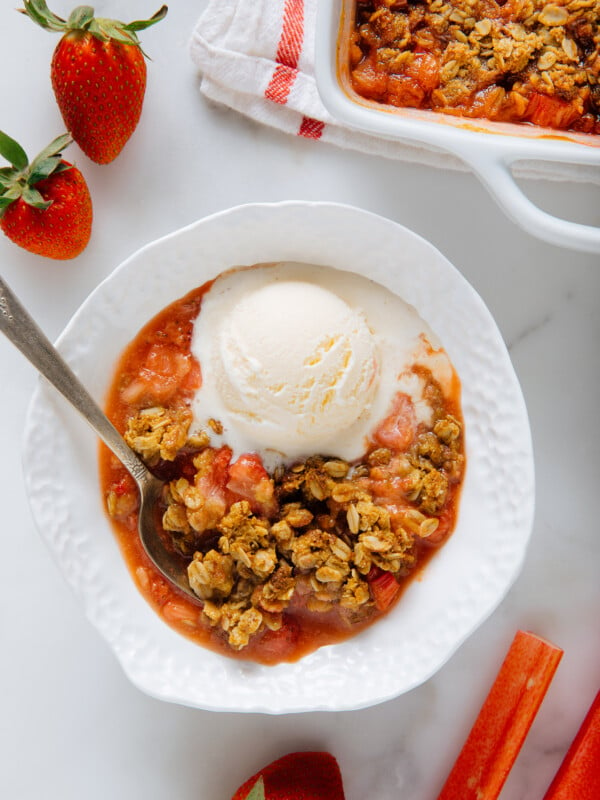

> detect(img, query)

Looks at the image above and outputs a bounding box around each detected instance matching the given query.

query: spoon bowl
[0,275,197,601]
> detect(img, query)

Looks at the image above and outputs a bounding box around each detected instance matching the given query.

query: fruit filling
[348,0,600,134]
[101,265,466,664]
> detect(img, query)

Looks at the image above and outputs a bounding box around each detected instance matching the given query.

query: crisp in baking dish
[315,0,600,252]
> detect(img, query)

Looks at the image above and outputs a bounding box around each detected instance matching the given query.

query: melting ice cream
[190,262,452,466]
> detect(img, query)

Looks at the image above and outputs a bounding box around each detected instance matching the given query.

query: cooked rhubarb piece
[542,689,600,800]
[436,629,563,800]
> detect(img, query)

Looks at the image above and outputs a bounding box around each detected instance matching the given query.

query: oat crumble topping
[350,0,600,133]
[111,379,464,651]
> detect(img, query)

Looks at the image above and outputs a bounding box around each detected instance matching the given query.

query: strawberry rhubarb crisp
[101,263,465,664]
[349,0,600,133]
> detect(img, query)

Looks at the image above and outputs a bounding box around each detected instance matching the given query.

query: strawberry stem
[20,1,168,51]
[67,5,94,29]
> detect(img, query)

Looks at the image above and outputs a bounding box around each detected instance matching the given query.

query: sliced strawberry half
[232,751,346,800]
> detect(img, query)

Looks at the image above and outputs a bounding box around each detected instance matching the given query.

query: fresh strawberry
[20,1,168,164]
[0,130,92,259]
[232,752,345,800]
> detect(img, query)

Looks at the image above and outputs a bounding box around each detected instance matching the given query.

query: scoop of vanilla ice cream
[212,281,379,455]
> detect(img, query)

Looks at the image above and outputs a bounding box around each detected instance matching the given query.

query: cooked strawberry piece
[179,358,201,393]
[526,92,581,130]
[227,453,268,493]
[156,316,195,349]
[251,616,301,666]
[193,446,232,505]
[209,446,234,493]
[367,475,409,504]
[227,453,277,516]
[121,344,193,404]
[387,75,425,108]
[406,52,440,94]
[367,566,401,611]
[112,473,136,497]
[373,392,417,450]
[147,575,170,608]
[142,346,192,393]
[351,57,388,100]
[181,447,232,534]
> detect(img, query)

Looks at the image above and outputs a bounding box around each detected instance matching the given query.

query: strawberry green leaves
[0,131,72,215]
[0,130,29,171]
[19,0,66,32]
[125,6,169,33]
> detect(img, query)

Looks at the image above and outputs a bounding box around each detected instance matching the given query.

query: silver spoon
[0,275,197,600]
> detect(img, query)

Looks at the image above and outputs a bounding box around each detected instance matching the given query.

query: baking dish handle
[458,146,600,254]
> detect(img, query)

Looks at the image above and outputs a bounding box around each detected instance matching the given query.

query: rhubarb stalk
[436,629,563,800]
[542,689,600,800]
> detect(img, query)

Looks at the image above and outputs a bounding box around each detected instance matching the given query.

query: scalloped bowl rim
[22,201,534,713]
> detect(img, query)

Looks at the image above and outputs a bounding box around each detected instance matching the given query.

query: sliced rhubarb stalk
[436,630,563,800]
[542,689,600,800]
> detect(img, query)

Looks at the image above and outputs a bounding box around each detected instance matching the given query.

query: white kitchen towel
[190,0,599,184]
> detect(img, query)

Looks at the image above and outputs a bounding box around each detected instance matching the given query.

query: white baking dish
[315,0,600,253]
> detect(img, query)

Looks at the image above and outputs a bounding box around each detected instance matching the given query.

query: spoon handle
[0,275,151,485]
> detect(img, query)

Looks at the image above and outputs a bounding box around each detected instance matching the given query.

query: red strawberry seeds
[51,33,148,164]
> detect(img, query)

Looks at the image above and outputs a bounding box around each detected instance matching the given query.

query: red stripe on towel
[265,64,298,105]
[265,0,304,105]
[276,0,304,68]
[299,116,325,139]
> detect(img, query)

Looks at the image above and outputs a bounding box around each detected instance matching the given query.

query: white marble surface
[1,3,598,799]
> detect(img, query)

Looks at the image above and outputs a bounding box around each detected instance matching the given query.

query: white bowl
[22,201,534,713]
[314,0,600,254]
